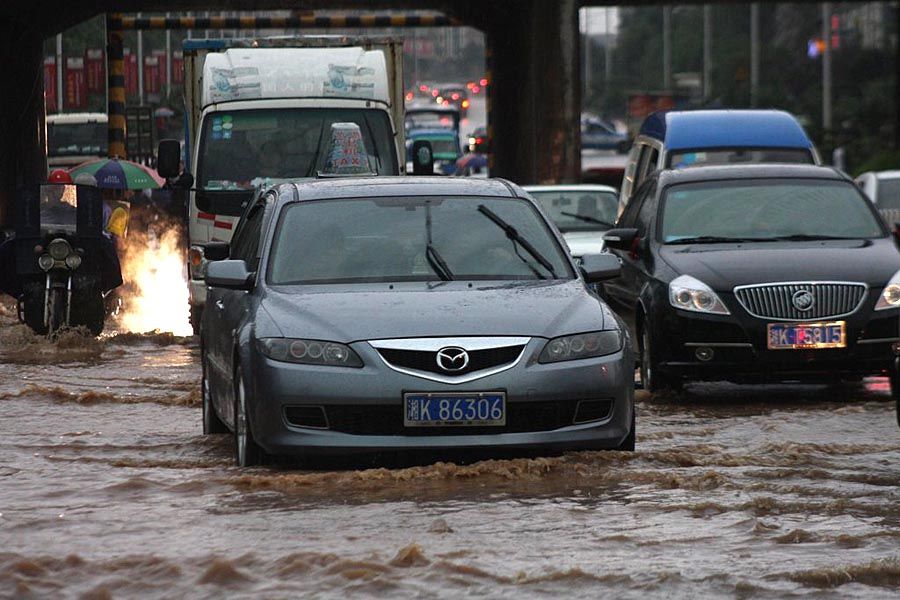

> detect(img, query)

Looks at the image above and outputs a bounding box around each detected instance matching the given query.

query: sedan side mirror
[580,253,621,283]
[206,259,254,290]
[603,228,639,251]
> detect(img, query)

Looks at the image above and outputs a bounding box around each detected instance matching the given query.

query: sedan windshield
[268,196,574,284]
[530,190,618,231]
[662,179,885,243]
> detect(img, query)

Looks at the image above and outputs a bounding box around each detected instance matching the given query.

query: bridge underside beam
[485,0,581,184]
[0,20,47,228]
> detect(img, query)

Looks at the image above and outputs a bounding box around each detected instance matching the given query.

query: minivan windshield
[668,148,813,169]
[876,178,900,209]
[661,179,885,243]
[529,189,618,232]
[197,108,397,190]
[268,196,574,284]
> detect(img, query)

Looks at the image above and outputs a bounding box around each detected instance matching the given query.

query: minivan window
[668,148,813,169]
[876,179,900,209]
[268,197,574,284]
[661,179,885,243]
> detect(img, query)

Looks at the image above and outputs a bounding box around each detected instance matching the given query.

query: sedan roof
[657,164,849,186]
[284,176,523,203]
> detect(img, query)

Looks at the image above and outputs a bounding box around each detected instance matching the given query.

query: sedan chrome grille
[734,282,867,321]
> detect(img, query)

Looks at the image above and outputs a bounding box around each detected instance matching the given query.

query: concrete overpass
[5,0,580,227]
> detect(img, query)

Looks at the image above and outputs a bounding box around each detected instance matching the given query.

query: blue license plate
[767,321,846,350]
[403,393,506,427]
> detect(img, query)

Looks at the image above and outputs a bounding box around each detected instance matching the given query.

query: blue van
[619,110,821,213]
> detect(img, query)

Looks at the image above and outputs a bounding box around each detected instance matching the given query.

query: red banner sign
[124,49,138,96]
[172,52,183,85]
[85,48,104,94]
[65,57,86,109]
[44,56,57,113]
[144,55,160,95]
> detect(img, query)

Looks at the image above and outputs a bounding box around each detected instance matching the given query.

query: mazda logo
[792,290,815,311]
[436,346,470,372]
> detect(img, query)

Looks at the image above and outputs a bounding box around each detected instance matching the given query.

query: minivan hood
[659,239,900,291]
[260,280,610,343]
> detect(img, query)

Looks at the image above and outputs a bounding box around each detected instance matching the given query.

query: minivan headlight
[876,269,900,310]
[256,338,363,367]
[669,275,730,315]
[539,331,622,363]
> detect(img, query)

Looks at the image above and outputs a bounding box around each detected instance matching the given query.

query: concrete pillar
[0,22,47,228]
[486,0,581,184]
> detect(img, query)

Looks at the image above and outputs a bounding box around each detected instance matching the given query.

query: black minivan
[602,164,900,415]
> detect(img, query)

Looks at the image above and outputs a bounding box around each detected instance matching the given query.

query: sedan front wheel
[234,365,265,467]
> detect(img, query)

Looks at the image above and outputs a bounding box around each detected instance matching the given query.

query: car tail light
[461,100,470,109]
[480,78,488,86]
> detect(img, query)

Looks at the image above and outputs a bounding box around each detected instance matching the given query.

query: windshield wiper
[666,235,762,245]
[761,234,861,241]
[560,211,615,229]
[426,244,453,281]
[477,205,557,279]
[425,203,453,281]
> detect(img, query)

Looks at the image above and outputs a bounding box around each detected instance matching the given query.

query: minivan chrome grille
[734,282,867,321]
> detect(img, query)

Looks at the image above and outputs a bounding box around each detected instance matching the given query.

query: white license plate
[403,392,506,427]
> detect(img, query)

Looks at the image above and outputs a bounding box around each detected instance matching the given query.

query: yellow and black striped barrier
[106,13,126,159]
[111,14,458,30]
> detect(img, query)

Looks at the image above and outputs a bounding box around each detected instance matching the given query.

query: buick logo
[436,346,469,372]
[792,290,815,312]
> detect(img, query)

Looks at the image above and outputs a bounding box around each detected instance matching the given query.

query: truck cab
[175,37,405,332]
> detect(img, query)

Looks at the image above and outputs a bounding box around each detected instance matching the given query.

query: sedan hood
[659,239,900,291]
[562,231,606,257]
[260,280,610,343]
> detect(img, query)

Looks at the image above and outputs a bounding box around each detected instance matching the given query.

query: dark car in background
[602,165,900,408]
[201,177,634,465]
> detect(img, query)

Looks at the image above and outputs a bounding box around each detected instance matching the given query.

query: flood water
[1,301,898,599]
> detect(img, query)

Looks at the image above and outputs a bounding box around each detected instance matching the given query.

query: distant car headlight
[256,338,363,367]
[539,331,622,363]
[669,274,730,315]
[875,269,900,310]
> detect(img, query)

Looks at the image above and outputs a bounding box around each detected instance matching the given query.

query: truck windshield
[47,122,108,157]
[197,108,397,190]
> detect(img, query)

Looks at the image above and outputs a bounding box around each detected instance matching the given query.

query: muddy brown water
[0,303,898,599]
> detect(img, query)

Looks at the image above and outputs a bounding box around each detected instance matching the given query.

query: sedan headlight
[669,275,730,315]
[256,338,363,367]
[539,331,622,363]
[875,269,900,310]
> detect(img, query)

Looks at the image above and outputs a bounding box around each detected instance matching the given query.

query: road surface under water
[1,302,898,599]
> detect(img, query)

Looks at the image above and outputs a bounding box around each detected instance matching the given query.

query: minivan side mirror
[603,228,639,251]
[156,139,181,179]
[206,259,254,290]
[203,241,230,261]
[580,253,621,283]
